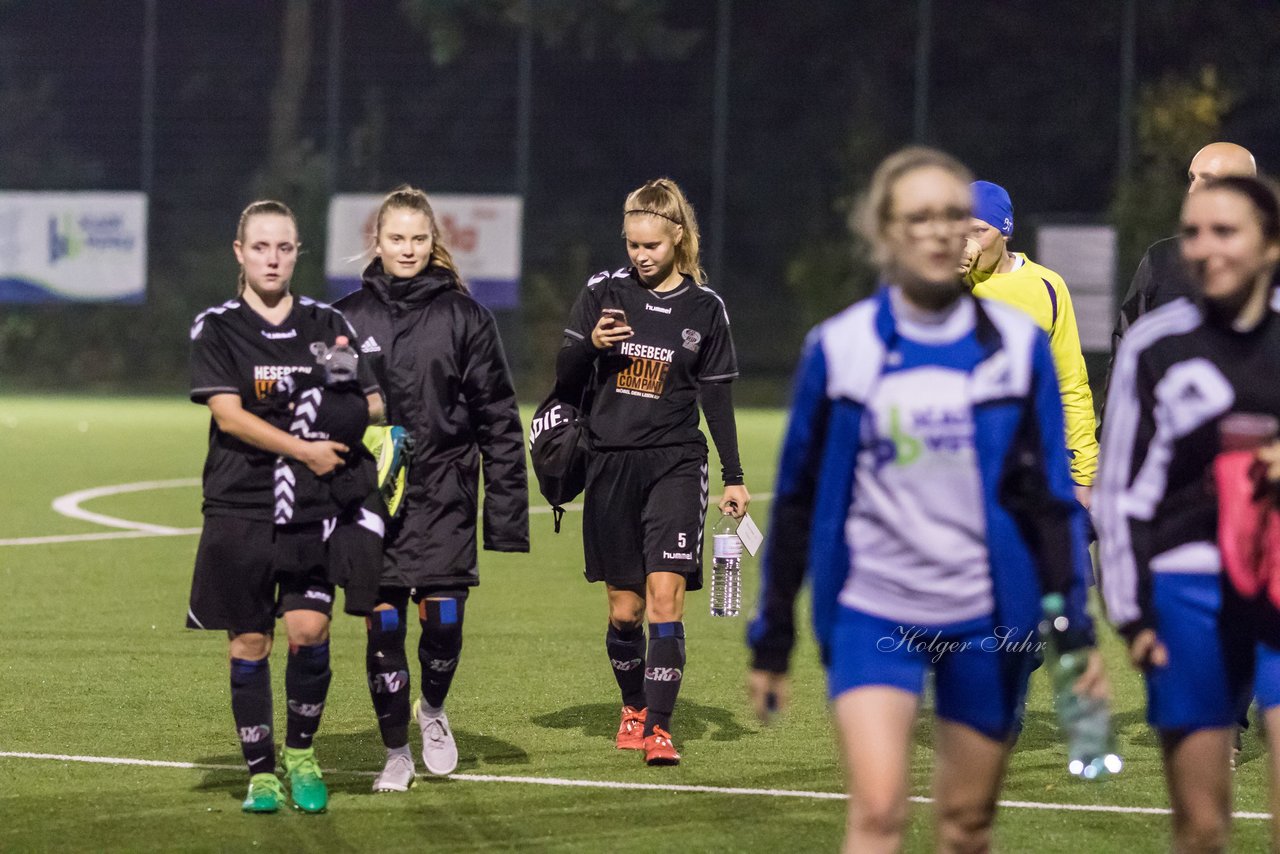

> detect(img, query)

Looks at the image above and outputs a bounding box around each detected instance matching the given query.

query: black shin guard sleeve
[230,657,275,773]
[285,641,331,750]
[366,608,411,749]
[418,598,465,709]
[606,623,647,709]
[643,622,686,736]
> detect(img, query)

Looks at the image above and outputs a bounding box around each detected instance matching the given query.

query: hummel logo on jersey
[645,666,683,682]
[304,589,333,604]
[238,724,272,744]
[360,336,381,354]
[261,328,298,340]
[288,700,325,718]
[645,303,672,314]
[611,657,643,672]
[662,550,693,561]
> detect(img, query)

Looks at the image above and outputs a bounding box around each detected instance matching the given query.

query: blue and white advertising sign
[325,194,522,309]
[0,192,148,303]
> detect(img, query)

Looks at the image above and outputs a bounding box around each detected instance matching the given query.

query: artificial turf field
[0,395,1272,852]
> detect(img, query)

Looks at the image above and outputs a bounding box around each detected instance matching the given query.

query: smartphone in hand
[601,308,628,327]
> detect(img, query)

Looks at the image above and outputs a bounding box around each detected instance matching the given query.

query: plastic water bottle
[710,514,742,618]
[1040,593,1122,780]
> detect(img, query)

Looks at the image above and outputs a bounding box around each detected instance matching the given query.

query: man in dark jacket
[1111,142,1256,352]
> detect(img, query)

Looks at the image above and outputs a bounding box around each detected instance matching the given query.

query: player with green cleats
[241,772,286,813]
[282,746,329,813]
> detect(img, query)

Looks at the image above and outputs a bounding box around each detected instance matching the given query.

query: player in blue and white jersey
[747,148,1105,853]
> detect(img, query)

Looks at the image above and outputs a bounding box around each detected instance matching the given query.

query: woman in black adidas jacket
[1098,175,1280,852]
[335,186,528,792]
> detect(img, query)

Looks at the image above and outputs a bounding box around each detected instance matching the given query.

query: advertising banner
[326,194,522,309]
[1036,224,1116,352]
[0,192,148,303]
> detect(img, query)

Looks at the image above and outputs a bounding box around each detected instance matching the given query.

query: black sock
[230,657,275,774]
[366,608,411,749]
[606,623,646,709]
[418,598,464,709]
[285,641,331,750]
[643,622,685,736]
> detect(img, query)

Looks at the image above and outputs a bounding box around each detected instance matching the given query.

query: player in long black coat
[335,186,528,791]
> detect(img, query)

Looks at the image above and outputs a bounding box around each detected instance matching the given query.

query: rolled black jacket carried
[335,259,529,589]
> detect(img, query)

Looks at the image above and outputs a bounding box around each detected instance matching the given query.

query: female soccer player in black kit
[335,187,529,792]
[187,200,381,814]
[1098,176,1280,852]
[556,178,750,766]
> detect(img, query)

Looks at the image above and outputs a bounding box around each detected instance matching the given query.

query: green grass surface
[0,395,1272,852]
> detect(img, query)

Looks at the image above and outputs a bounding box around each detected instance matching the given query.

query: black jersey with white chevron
[563,267,738,451]
[189,295,378,521]
[1096,297,1280,635]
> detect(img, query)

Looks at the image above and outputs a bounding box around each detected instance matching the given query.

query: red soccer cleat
[644,727,681,766]
[616,706,647,750]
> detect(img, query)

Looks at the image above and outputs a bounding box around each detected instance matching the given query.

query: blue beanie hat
[971,181,1013,237]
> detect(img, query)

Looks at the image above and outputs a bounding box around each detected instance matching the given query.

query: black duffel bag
[529,389,591,533]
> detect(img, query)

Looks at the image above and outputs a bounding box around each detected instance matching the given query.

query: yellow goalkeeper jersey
[970,254,1097,485]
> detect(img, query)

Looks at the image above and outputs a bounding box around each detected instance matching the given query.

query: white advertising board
[0,192,147,303]
[1036,224,1117,352]
[326,194,522,308]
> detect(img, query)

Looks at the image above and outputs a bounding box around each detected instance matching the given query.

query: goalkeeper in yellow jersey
[959,181,1097,508]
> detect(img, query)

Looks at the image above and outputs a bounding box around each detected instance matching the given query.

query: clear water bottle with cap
[1040,593,1122,780]
[710,514,742,618]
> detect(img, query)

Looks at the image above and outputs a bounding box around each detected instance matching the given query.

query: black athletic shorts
[582,445,709,591]
[375,586,471,611]
[187,515,336,634]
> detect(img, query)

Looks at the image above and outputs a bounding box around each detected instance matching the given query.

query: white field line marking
[2,479,772,547]
[0,529,202,547]
[0,750,1270,820]
[50,478,201,534]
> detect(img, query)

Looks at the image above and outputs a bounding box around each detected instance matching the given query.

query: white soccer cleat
[371,751,416,793]
[414,700,459,776]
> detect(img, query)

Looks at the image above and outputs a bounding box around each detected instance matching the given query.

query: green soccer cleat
[282,747,329,814]
[363,425,412,517]
[241,772,285,814]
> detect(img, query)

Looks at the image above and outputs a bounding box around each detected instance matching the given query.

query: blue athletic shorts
[1256,642,1280,711]
[826,605,1037,740]
[1147,572,1280,731]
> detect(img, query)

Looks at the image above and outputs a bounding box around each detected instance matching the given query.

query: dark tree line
[2,0,1279,400]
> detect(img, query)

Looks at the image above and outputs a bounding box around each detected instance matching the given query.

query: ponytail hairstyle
[375,185,467,292]
[235,200,297,295]
[623,178,707,285]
